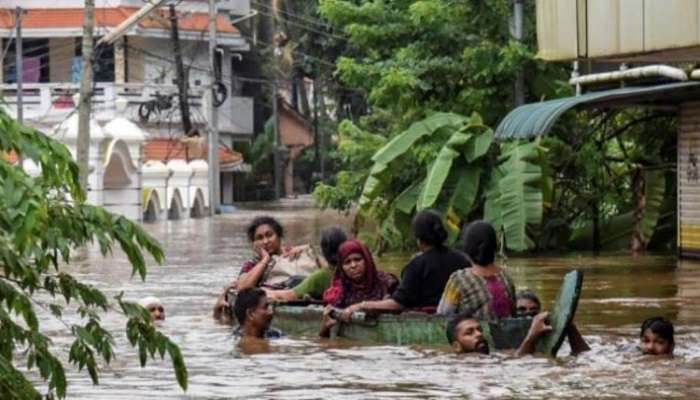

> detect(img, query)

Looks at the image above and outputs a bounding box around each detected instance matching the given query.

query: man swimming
[233,288,284,339]
[446,311,552,356]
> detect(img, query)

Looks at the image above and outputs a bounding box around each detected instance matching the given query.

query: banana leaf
[417,116,492,211]
[640,170,666,243]
[417,130,472,210]
[393,180,424,214]
[359,113,467,207]
[464,126,494,163]
[485,142,543,252]
[448,165,481,216]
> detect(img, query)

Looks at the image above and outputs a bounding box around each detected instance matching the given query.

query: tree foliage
[313,0,676,253]
[0,109,187,398]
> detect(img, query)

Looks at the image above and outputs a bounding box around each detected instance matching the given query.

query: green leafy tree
[313,0,675,253]
[0,109,187,399]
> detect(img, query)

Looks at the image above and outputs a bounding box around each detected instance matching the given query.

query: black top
[391,246,469,309]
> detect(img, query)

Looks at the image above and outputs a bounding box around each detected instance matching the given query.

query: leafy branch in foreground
[0,108,187,399]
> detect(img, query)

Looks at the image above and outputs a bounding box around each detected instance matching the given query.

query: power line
[250,0,336,31]
[250,1,348,43]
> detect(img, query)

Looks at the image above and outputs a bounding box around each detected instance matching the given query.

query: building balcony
[0,81,253,136]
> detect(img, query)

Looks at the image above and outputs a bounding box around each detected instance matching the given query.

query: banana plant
[359,111,548,252]
[359,112,469,208]
[484,141,545,252]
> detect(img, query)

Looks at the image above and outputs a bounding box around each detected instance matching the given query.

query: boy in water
[639,317,674,356]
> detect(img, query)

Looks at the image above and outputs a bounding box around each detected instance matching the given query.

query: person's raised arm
[237,248,271,290]
[567,323,591,355]
[516,312,552,356]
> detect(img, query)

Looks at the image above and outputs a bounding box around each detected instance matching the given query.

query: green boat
[236,270,583,357]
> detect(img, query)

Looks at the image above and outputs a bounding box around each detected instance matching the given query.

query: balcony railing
[0,82,253,135]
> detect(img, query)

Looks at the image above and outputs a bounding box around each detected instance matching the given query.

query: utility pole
[77,0,95,191]
[512,0,525,106]
[313,75,322,181]
[15,7,23,126]
[170,4,193,136]
[207,0,220,215]
[272,83,281,200]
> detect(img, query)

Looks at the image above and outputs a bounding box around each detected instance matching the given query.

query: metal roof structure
[495,82,700,139]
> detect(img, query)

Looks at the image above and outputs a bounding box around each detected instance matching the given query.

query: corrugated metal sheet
[536,0,579,60]
[678,102,700,256]
[587,0,644,58]
[537,0,700,61]
[644,0,699,51]
[495,82,700,140]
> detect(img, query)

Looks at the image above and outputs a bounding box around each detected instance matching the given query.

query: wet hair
[234,288,266,325]
[412,209,448,247]
[246,216,284,242]
[446,312,477,345]
[640,316,675,346]
[461,220,498,266]
[516,289,541,309]
[320,226,347,267]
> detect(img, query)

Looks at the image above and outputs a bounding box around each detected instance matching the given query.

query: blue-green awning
[495,82,700,139]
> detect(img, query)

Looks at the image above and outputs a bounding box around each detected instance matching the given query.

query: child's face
[640,328,673,355]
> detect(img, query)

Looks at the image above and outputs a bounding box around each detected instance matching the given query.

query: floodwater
[38,205,700,399]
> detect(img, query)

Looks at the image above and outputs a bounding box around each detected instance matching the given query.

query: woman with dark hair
[338,210,468,318]
[323,239,398,311]
[437,220,516,320]
[639,316,674,356]
[266,227,347,301]
[213,216,317,322]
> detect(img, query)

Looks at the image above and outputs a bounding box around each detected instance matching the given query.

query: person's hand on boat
[320,306,338,337]
[528,312,553,339]
[340,302,363,322]
[516,312,553,356]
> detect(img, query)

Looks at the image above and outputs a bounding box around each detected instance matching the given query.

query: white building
[0,0,252,221]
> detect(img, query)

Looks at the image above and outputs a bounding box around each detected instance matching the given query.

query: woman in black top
[339,209,469,320]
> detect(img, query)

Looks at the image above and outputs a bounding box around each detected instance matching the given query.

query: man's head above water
[234,288,274,337]
[640,316,674,356]
[516,289,541,318]
[446,313,489,354]
[139,296,165,321]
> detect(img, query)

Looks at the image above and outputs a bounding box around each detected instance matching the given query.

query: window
[2,38,50,83]
[73,37,115,82]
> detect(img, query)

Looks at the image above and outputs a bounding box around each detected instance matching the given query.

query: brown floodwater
[41,205,700,399]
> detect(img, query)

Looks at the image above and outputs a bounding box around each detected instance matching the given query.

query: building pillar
[114,37,126,84]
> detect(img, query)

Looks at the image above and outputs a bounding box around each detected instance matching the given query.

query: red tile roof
[0,7,237,34]
[143,138,243,165]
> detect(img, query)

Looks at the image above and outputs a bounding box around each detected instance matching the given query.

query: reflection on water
[40,206,700,399]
